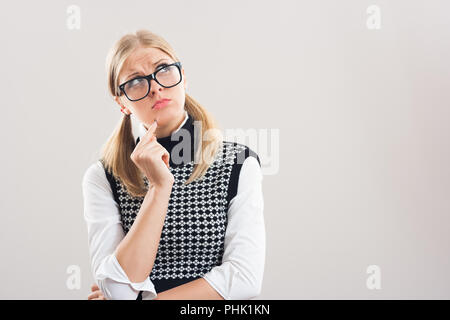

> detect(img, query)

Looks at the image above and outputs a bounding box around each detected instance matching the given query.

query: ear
[114,96,131,115]
[114,95,124,107]
[182,68,187,89]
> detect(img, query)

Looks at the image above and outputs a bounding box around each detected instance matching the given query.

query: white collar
[137,110,189,140]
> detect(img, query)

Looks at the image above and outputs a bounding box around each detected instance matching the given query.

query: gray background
[0,0,449,299]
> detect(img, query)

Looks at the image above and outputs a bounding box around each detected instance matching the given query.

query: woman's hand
[131,120,174,189]
[88,283,107,300]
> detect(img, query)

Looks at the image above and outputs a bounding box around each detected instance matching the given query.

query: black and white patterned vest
[100,113,260,298]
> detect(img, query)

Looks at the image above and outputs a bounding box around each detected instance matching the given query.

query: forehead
[121,47,172,76]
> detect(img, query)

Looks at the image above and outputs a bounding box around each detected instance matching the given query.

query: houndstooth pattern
[112,141,247,280]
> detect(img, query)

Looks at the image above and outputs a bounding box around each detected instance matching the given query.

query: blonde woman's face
[114,46,187,138]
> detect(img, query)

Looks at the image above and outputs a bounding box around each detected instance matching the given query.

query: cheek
[134,99,150,109]
[127,100,148,116]
[172,87,186,107]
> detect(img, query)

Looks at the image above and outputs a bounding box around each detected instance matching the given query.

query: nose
[148,78,163,98]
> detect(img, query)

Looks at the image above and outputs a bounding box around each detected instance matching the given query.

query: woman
[82,29,265,300]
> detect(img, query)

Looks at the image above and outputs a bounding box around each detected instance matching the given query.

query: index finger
[138,120,158,146]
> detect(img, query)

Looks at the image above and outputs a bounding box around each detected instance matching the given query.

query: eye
[156,63,169,72]
[127,77,146,88]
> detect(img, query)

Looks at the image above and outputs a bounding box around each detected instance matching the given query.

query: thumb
[162,151,170,168]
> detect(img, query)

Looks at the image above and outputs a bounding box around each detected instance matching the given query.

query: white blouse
[81,114,265,300]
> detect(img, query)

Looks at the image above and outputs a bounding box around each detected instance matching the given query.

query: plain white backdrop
[0,0,449,299]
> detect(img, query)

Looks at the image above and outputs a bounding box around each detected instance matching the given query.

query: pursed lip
[152,98,171,109]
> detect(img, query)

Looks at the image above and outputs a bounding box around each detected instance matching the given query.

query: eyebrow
[124,58,170,81]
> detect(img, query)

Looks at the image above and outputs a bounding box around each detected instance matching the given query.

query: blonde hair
[100,29,223,198]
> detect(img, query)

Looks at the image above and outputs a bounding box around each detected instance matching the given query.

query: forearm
[114,184,172,283]
[154,278,225,300]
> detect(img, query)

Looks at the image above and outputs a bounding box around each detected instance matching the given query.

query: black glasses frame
[118,61,183,102]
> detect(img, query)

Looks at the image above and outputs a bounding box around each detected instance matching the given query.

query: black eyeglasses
[118,61,183,102]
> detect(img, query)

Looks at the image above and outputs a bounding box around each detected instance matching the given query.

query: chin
[154,108,183,124]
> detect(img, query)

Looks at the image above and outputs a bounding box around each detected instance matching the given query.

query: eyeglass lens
[123,64,181,101]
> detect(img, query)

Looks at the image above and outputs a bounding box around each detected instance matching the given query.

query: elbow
[231,274,262,300]
[227,261,264,300]
[96,278,113,300]
[246,277,263,299]
[254,279,263,298]
[91,255,156,300]
[95,277,140,300]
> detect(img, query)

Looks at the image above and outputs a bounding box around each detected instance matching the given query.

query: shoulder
[81,160,110,191]
[221,141,261,167]
[223,141,262,209]
[240,156,262,182]
[81,161,121,225]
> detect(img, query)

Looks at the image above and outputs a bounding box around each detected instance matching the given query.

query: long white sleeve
[202,156,265,299]
[81,161,157,300]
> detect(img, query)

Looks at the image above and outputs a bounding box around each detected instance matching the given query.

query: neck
[154,114,187,139]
